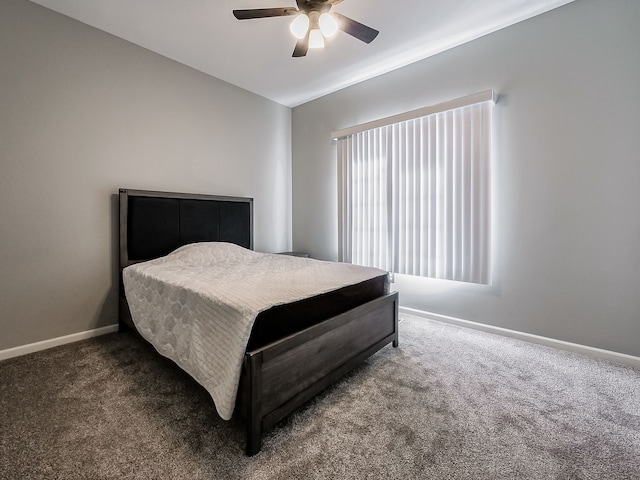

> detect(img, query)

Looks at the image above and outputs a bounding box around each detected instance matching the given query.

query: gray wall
[0,0,292,350]
[292,0,640,356]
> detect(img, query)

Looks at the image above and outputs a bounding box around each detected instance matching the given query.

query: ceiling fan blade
[233,8,296,20]
[292,31,310,57]
[332,12,379,44]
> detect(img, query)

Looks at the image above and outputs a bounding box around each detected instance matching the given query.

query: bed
[118,188,399,455]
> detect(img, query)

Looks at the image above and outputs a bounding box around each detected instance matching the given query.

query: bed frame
[119,188,399,455]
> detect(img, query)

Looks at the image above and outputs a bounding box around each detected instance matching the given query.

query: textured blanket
[122,242,387,420]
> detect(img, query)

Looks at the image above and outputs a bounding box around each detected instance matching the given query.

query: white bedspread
[122,242,387,420]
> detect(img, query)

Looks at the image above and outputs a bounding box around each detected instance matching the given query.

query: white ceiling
[29,0,574,107]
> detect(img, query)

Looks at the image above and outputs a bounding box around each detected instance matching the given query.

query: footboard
[239,291,399,455]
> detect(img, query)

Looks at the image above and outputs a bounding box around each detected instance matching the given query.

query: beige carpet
[1,315,639,479]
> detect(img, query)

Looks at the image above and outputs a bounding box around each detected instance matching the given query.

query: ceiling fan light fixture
[232,2,379,57]
[289,13,309,39]
[309,29,325,49]
[318,12,338,38]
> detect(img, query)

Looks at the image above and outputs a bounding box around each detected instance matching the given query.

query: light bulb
[309,29,324,49]
[289,14,309,39]
[318,12,338,38]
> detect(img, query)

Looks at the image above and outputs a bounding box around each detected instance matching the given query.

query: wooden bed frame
[119,188,399,455]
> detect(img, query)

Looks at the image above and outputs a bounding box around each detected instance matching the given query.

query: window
[334,91,495,285]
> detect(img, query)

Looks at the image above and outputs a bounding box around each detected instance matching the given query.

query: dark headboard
[119,188,254,269]
[118,189,253,330]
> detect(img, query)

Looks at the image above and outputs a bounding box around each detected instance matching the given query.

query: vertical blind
[335,91,495,285]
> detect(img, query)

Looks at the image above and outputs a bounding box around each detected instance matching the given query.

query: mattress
[122,242,388,420]
[247,275,387,350]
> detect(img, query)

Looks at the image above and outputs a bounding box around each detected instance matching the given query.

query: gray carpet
[1,315,639,479]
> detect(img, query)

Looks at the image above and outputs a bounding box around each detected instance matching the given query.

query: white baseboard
[400,307,640,369]
[3,311,638,369]
[0,324,119,361]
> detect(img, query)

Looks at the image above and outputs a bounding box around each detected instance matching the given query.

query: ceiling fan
[233,0,379,57]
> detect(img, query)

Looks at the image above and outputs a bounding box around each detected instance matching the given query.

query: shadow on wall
[93,193,120,329]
